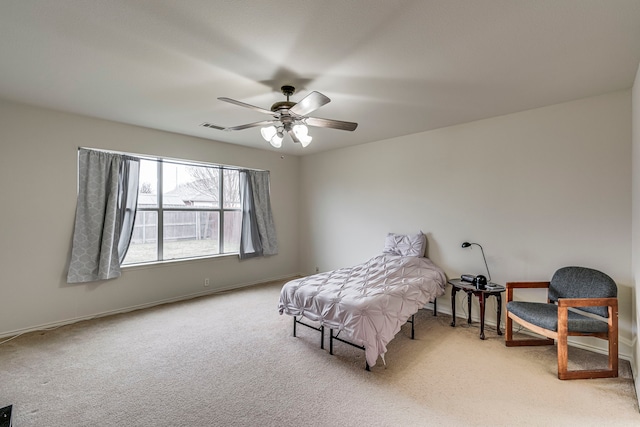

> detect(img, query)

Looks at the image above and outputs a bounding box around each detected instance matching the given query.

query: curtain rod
[78,147,267,172]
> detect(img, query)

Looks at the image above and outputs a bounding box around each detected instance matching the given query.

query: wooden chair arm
[506,282,550,289]
[557,297,618,308]
[506,281,550,303]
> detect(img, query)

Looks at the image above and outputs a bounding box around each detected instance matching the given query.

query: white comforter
[278,254,446,367]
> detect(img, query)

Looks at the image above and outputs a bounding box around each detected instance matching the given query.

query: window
[123,157,242,265]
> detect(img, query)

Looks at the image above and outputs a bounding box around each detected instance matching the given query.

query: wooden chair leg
[609,335,618,375]
[556,305,618,380]
[609,304,619,375]
[557,306,569,379]
[505,313,513,344]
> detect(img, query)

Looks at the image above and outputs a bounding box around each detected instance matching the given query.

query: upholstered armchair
[505,266,618,380]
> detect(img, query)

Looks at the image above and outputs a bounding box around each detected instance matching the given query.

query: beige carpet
[0,280,637,426]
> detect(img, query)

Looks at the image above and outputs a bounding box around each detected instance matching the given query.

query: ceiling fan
[202,85,358,148]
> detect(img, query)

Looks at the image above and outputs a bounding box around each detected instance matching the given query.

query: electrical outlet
[315,267,319,273]
[204,278,210,287]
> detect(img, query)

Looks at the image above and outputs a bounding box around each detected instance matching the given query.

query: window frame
[121,154,244,266]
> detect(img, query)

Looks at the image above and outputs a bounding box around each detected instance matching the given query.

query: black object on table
[448,278,505,340]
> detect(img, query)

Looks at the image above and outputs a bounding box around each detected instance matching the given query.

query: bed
[278,232,446,369]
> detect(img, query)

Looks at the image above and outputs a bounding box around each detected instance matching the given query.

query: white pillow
[383,232,426,257]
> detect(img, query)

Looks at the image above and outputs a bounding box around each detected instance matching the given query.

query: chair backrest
[549,266,617,318]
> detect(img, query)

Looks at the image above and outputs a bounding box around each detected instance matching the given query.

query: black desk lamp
[461,241,492,283]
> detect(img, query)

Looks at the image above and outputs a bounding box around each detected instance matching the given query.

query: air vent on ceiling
[200,122,224,130]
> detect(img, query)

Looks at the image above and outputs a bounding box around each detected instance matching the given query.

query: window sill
[122,252,238,271]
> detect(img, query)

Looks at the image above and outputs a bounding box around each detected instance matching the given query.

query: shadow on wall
[425,233,447,273]
[617,283,634,346]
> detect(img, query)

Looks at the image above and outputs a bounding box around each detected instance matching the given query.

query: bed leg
[320,325,324,349]
[329,329,334,355]
[411,314,415,339]
[365,362,370,371]
[293,316,297,337]
[433,298,437,316]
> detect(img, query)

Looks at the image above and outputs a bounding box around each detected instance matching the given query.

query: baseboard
[0,274,298,341]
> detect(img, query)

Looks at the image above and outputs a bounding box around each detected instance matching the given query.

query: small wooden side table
[448,278,505,340]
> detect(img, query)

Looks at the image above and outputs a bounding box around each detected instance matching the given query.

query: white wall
[300,90,634,359]
[631,62,640,402]
[0,99,300,337]
[1,88,635,367]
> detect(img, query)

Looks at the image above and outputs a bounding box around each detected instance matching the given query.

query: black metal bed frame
[292,299,438,370]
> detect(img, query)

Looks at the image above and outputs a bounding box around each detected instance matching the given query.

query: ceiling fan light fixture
[293,124,312,147]
[270,133,283,148]
[261,125,283,148]
[300,137,312,148]
[261,125,277,142]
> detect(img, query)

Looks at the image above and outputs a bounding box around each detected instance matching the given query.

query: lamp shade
[269,133,283,148]
[261,126,277,142]
[293,124,312,147]
[261,126,283,148]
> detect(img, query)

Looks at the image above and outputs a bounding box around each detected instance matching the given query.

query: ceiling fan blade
[289,91,330,116]
[288,128,301,143]
[225,120,278,131]
[218,97,274,115]
[304,117,358,131]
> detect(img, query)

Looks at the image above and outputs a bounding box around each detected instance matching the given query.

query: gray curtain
[239,170,278,260]
[67,149,140,283]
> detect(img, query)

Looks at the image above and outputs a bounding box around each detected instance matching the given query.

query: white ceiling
[1,1,640,156]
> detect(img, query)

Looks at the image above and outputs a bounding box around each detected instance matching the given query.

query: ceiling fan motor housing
[270,101,296,112]
[272,86,300,129]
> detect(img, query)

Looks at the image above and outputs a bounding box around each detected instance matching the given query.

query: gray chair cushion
[507,301,609,333]
[549,266,617,318]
